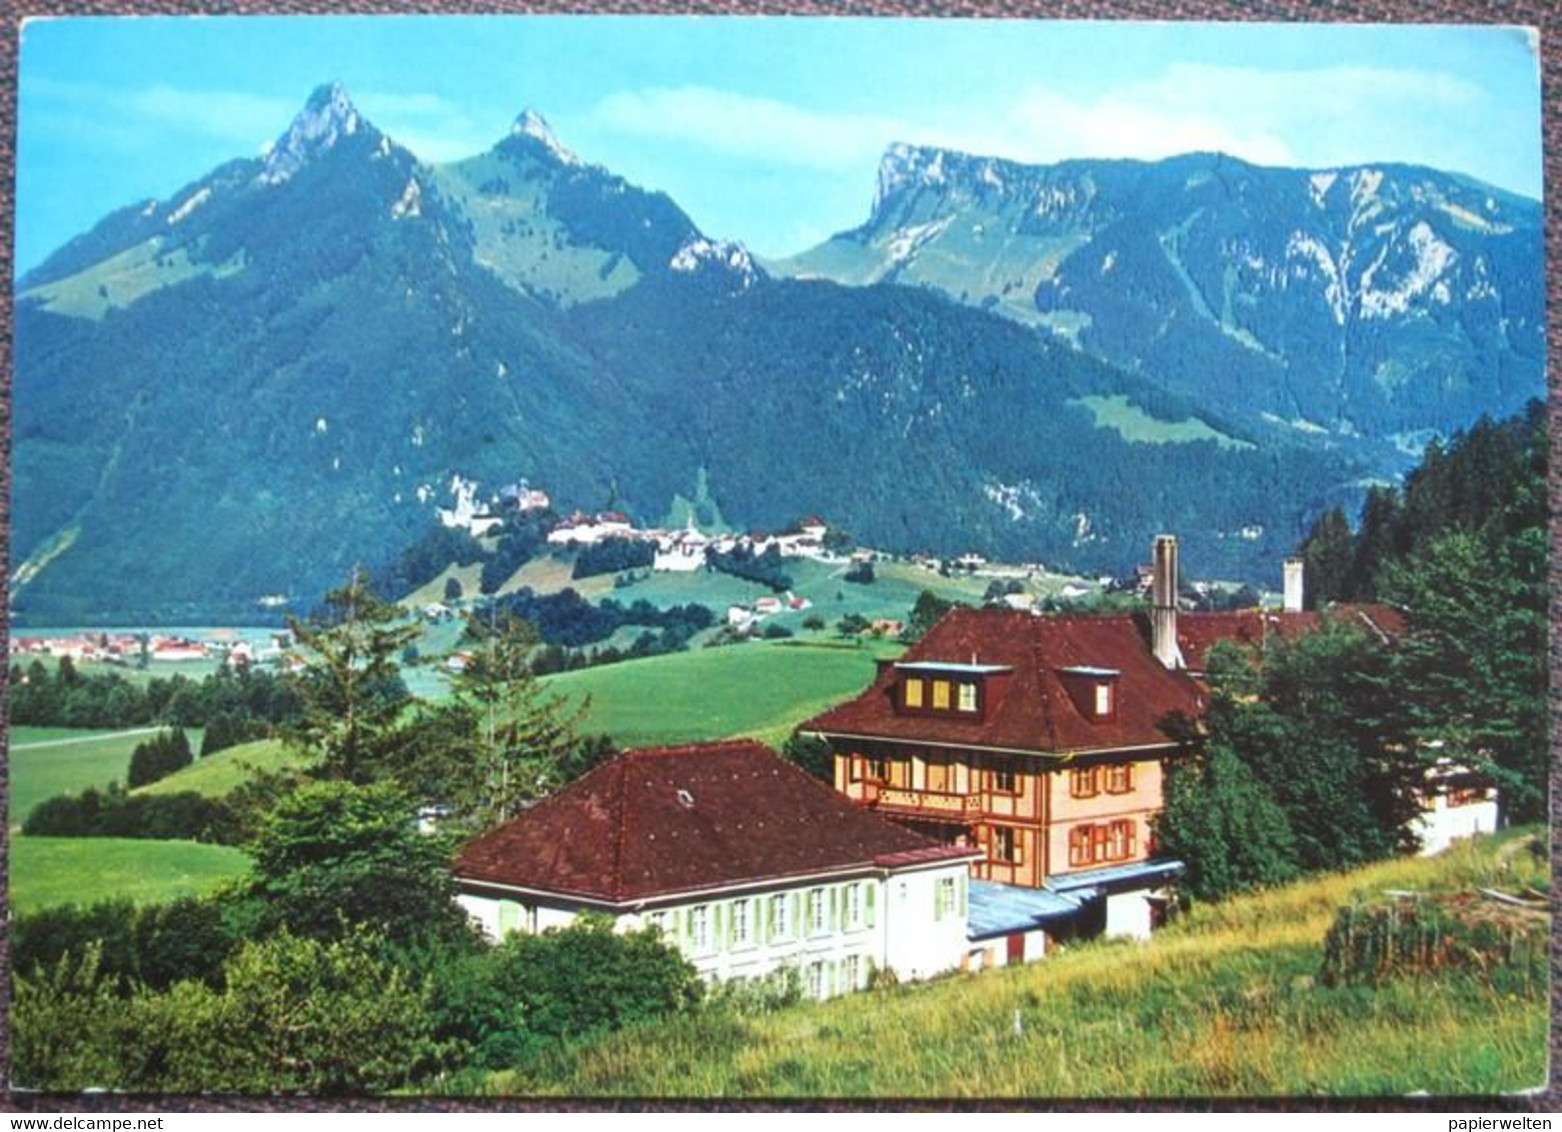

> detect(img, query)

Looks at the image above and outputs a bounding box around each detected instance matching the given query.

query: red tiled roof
[1176,604,1406,673]
[803,607,1205,756]
[453,740,974,903]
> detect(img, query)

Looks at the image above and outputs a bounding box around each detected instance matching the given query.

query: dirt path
[9,726,162,751]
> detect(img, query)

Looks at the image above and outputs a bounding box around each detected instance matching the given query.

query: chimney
[1151,534,1184,669]
[1283,556,1305,614]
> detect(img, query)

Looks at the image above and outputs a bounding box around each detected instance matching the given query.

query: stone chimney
[1283,556,1305,614]
[1151,534,1184,669]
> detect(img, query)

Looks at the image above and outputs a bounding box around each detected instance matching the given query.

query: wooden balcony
[872,787,983,818]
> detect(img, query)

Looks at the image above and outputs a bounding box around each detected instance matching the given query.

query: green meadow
[132,737,311,798]
[8,726,202,825]
[496,829,1548,1098]
[9,837,252,914]
[545,638,900,750]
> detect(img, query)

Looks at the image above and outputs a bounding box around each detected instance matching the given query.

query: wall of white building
[457,862,972,999]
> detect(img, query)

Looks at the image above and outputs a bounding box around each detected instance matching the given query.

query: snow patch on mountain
[167,188,212,226]
[1285,232,1347,325]
[391,177,423,220]
[669,238,758,286]
[1359,221,1457,320]
[511,109,579,165]
[259,83,361,187]
[886,216,954,265]
[1308,171,1338,208]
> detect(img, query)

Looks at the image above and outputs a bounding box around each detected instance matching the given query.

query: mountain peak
[509,107,578,165]
[259,82,367,186]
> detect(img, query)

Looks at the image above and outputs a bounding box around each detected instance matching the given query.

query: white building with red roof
[453,739,980,997]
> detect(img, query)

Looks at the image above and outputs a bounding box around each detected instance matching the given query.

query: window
[932,680,951,710]
[731,899,751,947]
[957,682,978,713]
[808,888,827,935]
[843,954,862,991]
[690,905,711,952]
[771,893,791,940]
[1094,682,1113,717]
[646,910,668,937]
[935,876,957,920]
[1070,821,1137,867]
[1070,766,1100,798]
[1108,820,1136,861]
[865,757,889,783]
[808,962,826,1000]
[1105,763,1134,794]
[992,826,1020,865]
[845,883,863,928]
[1068,826,1094,867]
[992,764,1017,794]
[903,678,924,708]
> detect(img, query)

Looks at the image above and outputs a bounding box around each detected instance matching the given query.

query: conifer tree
[285,567,417,783]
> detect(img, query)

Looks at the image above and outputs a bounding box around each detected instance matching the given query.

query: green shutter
[763,897,774,944]
[712,904,723,952]
[498,900,520,935]
[830,887,839,933]
[729,901,740,948]
[866,884,877,928]
[934,881,944,922]
[790,892,800,935]
[674,907,687,945]
[958,874,968,917]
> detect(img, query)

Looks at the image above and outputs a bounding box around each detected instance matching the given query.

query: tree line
[1159,402,1548,900]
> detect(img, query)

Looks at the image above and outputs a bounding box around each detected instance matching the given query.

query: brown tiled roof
[453,739,974,903]
[1175,604,1406,673]
[803,607,1205,756]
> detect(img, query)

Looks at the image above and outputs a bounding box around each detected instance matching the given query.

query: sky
[13,15,1544,276]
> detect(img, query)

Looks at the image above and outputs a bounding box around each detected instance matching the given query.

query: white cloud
[591,61,1488,177]
[591,86,907,169]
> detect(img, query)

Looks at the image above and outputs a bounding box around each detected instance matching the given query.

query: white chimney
[1151,534,1184,669]
[1283,556,1305,614]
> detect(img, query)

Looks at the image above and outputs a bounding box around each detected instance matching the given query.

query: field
[9,837,252,913]
[8,726,203,825]
[497,829,1549,1097]
[133,737,312,798]
[545,638,899,749]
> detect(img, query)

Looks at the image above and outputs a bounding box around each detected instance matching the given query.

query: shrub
[127,729,194,788]
[23,785,234,843]
[1320,893,1548,988]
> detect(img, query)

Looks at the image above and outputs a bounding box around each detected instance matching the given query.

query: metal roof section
[1047,858,1186,895]
[967,879,1088,940]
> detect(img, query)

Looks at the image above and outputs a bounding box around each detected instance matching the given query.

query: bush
[23,785,234,843]
[127,729,193,788]
[11,897,235,993]
[1320,893,1548,988]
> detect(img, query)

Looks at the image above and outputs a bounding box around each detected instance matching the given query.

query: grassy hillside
[9,837,252,913]
[545,638,898,750]
[132,737,311,798]
[497,831,1547,1097]
[8,726,203,825]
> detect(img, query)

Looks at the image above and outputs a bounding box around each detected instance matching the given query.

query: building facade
[452,740,980,996]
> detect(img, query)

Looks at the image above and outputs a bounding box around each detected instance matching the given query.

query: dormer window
[893,661,1012,717]
[1057,665,1120,722]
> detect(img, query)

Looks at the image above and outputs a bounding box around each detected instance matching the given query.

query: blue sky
[14,16,1543,275]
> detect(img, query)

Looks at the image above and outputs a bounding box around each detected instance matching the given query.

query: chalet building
[453,740,980,997]
[803,533,1429,946]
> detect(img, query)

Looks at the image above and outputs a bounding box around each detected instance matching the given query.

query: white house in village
[452,740,980,997]
[1411,756,1501,855]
